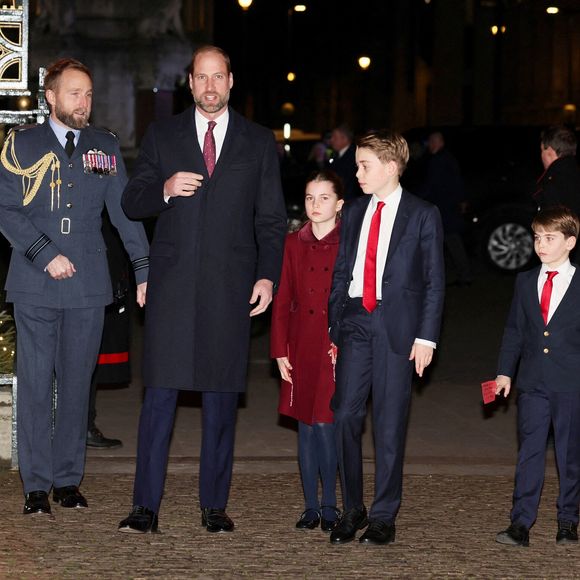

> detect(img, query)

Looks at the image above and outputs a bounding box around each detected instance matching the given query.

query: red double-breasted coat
[270,221,340,424]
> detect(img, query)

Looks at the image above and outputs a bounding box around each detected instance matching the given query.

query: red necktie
[203,120,217,176]
[540,270,558,325]
[362,201,385,313]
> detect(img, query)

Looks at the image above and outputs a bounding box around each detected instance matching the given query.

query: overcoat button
[543,348,549,354]
[543,331,549,336]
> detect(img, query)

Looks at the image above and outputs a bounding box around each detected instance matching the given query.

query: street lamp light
[358,56,371,71]
[238,0,252,11]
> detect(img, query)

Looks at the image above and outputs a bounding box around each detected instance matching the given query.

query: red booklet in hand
[481,380,497,404]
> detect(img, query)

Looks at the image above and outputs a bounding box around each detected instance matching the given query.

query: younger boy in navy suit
[495,206,580,547]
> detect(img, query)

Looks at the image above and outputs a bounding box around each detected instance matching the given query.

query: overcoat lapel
[177,109,205,177]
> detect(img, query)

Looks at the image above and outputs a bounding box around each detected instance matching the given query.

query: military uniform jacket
[0,122,149,308]
[122,106,287,392]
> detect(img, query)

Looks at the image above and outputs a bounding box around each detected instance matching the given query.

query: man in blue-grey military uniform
[0,58,149,516]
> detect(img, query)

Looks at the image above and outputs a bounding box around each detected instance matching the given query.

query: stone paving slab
[1,470,578,579]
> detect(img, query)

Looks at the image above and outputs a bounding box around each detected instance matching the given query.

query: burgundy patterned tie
[203,120,217,176]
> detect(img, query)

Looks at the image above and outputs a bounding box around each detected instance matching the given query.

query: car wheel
[484,221,534,271]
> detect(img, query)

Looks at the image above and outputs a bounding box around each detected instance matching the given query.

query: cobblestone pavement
[1,469,578,579]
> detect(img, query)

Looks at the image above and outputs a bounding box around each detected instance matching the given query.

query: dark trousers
[332,299,413,523]
[132,387,239,514]
[14,304,104,493]
[511,390,580,528]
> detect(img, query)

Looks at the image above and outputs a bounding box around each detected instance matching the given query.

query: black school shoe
[23,491,51,515]
[296,508,320,530]
[495,523,529,547]
[556,520,578,544]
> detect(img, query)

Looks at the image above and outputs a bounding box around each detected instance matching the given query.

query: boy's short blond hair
[356,130,410,176]
[532,206,580,239]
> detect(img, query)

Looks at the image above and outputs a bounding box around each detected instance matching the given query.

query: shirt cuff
[414,338,437,349]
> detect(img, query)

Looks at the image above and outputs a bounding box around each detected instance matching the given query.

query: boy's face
[355,147,399,199]
[533,226,576,269]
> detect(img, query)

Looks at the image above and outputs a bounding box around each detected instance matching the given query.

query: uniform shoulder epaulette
[91,125,119,139]
[9,123,37,134]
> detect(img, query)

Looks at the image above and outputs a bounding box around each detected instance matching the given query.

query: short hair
[532,206,580,239]
[190,45,231,75]
[44,58,92,93]
[540,125,577,158]
[305,169,345,200]
[333,124,353,142]
[357,130,410,176]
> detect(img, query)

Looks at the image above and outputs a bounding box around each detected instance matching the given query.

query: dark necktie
[65,131,76,158]
[203,120,217,176]
[362,201,385,313]
[540,270,558,325]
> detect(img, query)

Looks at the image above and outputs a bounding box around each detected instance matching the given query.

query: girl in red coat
[271,170,344,531]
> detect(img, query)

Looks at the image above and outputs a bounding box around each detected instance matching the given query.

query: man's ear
[46,89,56,108]
[566,236,577,251]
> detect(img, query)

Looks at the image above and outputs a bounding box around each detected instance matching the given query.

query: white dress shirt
[195,107,229,161]
[348,185,435,348]
[349,186,402,300]
[537,258,575,323]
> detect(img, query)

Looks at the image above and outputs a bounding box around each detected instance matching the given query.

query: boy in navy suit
[328,131,445,545]
[496,206,580,547]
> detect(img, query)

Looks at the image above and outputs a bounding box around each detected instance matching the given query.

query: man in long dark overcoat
[118,45,287,534]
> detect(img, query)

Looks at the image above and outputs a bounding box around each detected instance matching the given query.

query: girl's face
[304,180,344,226]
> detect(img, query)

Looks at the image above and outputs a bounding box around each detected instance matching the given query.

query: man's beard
[194,91,229,114]
[55,104,89,129]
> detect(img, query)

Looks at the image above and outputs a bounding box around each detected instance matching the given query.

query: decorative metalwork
[0,0,28,92]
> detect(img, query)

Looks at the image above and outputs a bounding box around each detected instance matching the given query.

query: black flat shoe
[295,509,321,530]
[496,523,529,547]
[556,520,578,544]
[329,507,368,544]
[86,426,123,449]
[359,520,396,545]
[320,506,341,532]
[23,490,51,515]
[53,486,88,508]
[118,506,159,534]
[201,508,234,533]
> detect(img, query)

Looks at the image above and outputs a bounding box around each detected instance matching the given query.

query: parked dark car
[402,125,580,272]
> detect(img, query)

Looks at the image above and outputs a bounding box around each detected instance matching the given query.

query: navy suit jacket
[497,265,580,392]
[329,189,445,355]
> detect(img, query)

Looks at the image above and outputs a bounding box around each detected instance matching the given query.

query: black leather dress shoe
[320,506,341,532]
[359,521,396,545]
[53,486,88,508]
[329,507,368,544]
[201,508,234,533]
[118,506,159,534]
[495,523,529,546]
[295,509,320,529]
[86,426,123,449]
[23,490,51,515]
[556,520,578,544]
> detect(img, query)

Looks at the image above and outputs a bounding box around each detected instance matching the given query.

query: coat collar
[298,220,341,244]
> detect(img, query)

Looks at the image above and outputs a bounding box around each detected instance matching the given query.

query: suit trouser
[332,299,413,523]
[511,390,580,527]
[14,304,105,494]
[132,387,239,514]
